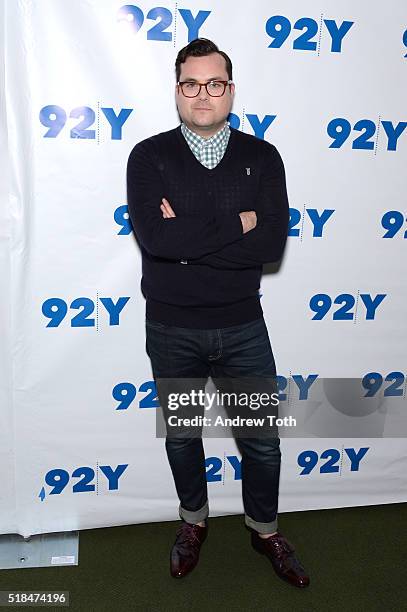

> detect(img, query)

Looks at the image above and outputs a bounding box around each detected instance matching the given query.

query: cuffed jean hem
[245,513,278,534]
[179,500,209,524]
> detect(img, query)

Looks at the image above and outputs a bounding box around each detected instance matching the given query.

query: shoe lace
[176,524,202,549]
[265,535,294,557]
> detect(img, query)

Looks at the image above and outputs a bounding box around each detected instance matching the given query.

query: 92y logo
[309,293,386,321]
[39,464,128,499]
[42,296,130,328]
[117,5,210,42]
[289,208,334,239]
[113,381,159,409]
[228,113,276,140]
[265,15,353,53]
[206,455,241,482]
[328,118,407,152]
[298,447,369,475]
[381,211,407,238]
[39,105,132,140]
[362,372,405,397]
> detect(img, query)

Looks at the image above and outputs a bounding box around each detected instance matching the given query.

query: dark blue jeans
[145,316,281,534]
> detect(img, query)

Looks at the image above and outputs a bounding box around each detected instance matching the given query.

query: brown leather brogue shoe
[251,530,310,588]
[170,521,208,578]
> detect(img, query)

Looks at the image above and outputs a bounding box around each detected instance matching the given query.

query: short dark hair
[175,38,233,82]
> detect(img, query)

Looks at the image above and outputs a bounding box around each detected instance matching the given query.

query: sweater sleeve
[126,139,243,260]
[191,144,289,269]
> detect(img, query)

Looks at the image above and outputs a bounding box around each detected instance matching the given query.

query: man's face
[176,52,235,138]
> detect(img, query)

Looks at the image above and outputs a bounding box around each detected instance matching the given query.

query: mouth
[193,107,212,111]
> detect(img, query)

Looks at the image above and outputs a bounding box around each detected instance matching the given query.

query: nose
[198,85,209,101]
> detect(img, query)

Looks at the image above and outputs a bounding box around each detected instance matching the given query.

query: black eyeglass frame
[177,79,233,98]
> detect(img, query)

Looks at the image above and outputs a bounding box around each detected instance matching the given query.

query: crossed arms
[126,139,289,269]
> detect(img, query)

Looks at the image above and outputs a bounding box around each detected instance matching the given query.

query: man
[127,38,310,588]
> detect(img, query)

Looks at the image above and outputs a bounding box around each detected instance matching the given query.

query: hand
[239,211,257,234]
[160,198,176,218]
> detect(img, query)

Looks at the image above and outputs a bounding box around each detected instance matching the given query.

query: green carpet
[0,503,405,611]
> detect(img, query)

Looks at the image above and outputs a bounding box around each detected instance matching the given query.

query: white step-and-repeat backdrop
[1,0,406,538]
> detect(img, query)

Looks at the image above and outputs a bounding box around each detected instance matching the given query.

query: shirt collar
[181,121,230,149]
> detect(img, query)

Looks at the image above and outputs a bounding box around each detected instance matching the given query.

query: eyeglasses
[177,80,233,98]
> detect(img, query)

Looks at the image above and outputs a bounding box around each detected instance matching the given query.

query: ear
[229,82,235,98]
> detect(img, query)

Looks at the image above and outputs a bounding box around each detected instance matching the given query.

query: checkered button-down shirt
[181,122,230,169]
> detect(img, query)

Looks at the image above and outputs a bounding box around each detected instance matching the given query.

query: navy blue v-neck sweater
[126,126,289,328]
